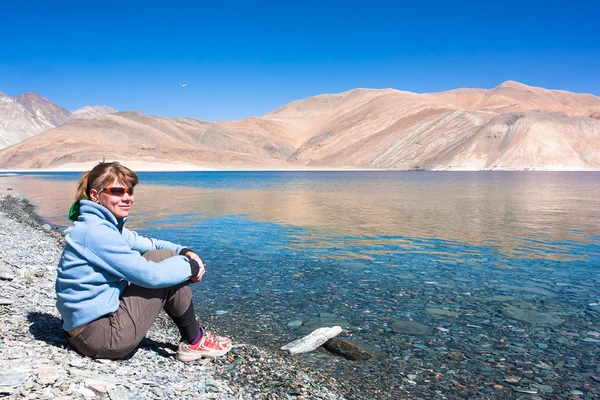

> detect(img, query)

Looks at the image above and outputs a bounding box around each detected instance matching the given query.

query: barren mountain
[72,105,118,119]
[426,111,600,170]
[262,81,600,169]
[431,81,600,115]
[0,111,295,169]
[0,92,118,151]
[0,92,55,149]
[14,92,72,127]
[0,81,599,170]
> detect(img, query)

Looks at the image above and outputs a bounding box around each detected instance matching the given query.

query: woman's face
[89,179,134,219]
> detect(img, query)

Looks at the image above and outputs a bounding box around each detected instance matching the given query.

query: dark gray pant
[67,249,197,359]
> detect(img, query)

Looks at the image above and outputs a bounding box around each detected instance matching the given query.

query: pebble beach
[0,194,347,400]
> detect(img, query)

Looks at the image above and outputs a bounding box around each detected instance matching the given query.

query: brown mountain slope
[0,81,599,170]
[0,91,118,150]
[263,89,405,146]
[265,82,600,169]
[0,111,295,169]
[284,91,484,166]
[0,92,54,149]
[431,81,600,115]
[306,109,492,169]
[428,112,600,170]
[14,92,73,127]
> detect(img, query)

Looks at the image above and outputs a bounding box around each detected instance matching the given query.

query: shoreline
[2,168,600,174]
[1,160,600,174]
[0,194,347,399]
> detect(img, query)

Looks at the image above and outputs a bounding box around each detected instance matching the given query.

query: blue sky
[1,0,599,121]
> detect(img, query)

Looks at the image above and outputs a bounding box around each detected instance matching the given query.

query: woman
[56,161,231,362]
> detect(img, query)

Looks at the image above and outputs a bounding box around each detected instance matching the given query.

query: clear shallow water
[2,171,600,398]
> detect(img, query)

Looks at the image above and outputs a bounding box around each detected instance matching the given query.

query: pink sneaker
[204,331,232,347]
[177,331,232,362]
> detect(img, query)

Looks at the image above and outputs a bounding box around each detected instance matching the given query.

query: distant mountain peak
[495,80,533,90]
[72,105,118,119]
[16,91,44,99]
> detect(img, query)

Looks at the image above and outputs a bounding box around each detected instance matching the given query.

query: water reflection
[1,172,599,262]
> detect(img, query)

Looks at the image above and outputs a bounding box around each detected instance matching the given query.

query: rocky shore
[4,190,600,400]
[0,194,347,400]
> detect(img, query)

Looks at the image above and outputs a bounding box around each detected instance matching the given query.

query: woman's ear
[89,188,100,203]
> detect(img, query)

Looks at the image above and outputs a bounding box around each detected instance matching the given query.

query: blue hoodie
[56,200,196,331]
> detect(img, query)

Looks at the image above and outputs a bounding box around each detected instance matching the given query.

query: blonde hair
[75,162,139,201]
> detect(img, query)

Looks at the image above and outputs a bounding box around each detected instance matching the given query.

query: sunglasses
[99,186,135,197]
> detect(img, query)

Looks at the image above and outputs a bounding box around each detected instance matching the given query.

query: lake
[1,171,599,399]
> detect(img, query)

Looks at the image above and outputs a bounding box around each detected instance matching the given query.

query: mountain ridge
[0,92,117,150]
[1,81,599,170]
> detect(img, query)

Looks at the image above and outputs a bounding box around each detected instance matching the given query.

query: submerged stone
[424,308,460,317]
[298,317,349,334]
[501,306,565,327]
[587,304,600,314]
[512,387,538,394]
[323,338,386,361]
[483,295,515,302]
[496,285,558,298]
[531,384,554,393]
[390,321,433,336]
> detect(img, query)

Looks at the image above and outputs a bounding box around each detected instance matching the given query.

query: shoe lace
[204,330,230,344]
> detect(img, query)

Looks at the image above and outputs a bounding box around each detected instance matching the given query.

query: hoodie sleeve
[84,224,193,288]
[121,227,185,255]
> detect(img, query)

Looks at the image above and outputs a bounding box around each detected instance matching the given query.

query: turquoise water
[3,171,600,398]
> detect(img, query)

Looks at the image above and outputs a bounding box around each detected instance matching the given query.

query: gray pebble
[0,298,14,306]
[0,370,30,387]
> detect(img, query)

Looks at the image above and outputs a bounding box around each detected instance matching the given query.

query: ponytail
[75,170,92,201]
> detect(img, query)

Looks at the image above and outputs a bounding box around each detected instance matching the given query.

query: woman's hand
[186,251,205,283]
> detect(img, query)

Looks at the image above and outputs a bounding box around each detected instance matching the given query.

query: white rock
[37,367,58,385]
[0,298,13,306]
[0,387,14,395]
[67,368,126,384]
[280,326,342,355]
[0,262,14,280]
[86,379,111,395]
[109,387,136,400]
[75,386,97,399]
[69,359,85,368]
